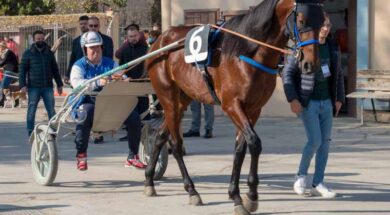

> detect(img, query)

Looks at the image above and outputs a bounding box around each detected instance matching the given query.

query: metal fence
[0,24,78,77]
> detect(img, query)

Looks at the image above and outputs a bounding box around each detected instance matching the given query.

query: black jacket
[0,49,18,73]
[118,41,148,79]
[282,37,345,109]
[19,43,63,89]
[66,35,83,78]
[100,32,114,59]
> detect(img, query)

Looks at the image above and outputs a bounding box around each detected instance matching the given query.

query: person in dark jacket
[114,24,147,59]
[64,15,89,82]
[0,41,19,106]
[282,13,344,198]
[19,30,63,136]
[118,26,148,78]
[116,26,149,150]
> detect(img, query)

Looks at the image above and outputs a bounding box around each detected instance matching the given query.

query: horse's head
[284,0,325,74]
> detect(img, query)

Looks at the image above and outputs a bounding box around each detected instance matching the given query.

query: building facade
[160,0,389,119]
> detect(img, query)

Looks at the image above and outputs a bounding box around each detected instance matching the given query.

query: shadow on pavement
[52,180,144,189]
[0,181,27,185]
[158,172,390,203]
[261,210,390,215]
[0,204,68,213]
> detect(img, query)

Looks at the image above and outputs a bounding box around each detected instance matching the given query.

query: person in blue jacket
[70,31,146,171]
[65,15,114,82]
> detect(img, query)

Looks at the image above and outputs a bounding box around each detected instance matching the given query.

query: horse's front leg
[243,126,261,213]
[228,131,247,206]
[224,101,261,215]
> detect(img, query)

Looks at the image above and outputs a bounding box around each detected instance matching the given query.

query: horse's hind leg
[224,101,261,215]
[165,90,202,205]
[145,88,202,205]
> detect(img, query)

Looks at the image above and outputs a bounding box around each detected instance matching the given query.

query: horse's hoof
[242,194,258,212]
[189,194,203,206]
[144,186,157,197]
[234,205,251,215]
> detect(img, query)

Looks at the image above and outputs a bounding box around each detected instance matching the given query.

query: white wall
[372,0,390,69]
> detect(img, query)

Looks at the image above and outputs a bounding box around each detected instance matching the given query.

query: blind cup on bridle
[285,0,325,60]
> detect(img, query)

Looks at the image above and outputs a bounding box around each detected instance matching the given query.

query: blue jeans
[27,88,56,135]
[189,101,214,131]
[0,70,18,102]
[1,71,18,88]
[298,99,333,186]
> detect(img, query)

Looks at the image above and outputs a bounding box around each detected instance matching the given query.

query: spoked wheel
[139,119,169,180]
[30,124,58,186]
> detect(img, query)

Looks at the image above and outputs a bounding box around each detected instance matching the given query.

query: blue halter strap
[293,13,319,49]
[239,55,278,75]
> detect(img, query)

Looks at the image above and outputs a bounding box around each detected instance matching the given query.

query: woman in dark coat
[0,41,19,106]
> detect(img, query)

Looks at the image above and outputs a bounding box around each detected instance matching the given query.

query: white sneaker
[311,183,337,198]
[293,175,307,195]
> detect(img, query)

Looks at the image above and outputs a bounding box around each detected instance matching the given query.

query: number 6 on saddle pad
[184,25,210,64]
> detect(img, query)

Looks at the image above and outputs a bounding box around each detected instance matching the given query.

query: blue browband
[239,55,278,75]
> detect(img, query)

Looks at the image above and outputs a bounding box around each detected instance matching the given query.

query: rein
[209,24,293,56]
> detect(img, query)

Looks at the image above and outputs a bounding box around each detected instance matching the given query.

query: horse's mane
[221,0,280,57]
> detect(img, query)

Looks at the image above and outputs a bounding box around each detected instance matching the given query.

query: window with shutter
[184,9,219,25]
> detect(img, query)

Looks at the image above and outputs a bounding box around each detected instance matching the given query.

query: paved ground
[1,105,390,215]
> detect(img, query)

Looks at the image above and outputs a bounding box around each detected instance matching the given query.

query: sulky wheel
[30,124,58,186]
[139,120,169,180]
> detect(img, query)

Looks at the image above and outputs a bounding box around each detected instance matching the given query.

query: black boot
[203,129,213,139]
[183,130,200,137]
[119,135,128,142]
[93,136,104,144]
[0,91,4,108]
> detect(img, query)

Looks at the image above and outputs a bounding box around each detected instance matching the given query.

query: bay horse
[144,0,324,214]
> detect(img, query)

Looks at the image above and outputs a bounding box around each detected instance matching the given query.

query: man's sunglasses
[89,24,99,28]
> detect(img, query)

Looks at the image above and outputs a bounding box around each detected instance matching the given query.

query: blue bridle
[240,2,323,75]
[293,16,319,50]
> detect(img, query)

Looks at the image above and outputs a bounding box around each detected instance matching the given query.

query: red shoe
[124,155,147,169]
[77,153,88,171]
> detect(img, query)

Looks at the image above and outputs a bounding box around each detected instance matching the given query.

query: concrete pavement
[0,106,390,215]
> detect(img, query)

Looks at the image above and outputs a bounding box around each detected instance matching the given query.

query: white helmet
[80,31,103,48]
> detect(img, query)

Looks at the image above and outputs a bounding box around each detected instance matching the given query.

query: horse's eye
[297,13,306,27]
[298,19,305,27]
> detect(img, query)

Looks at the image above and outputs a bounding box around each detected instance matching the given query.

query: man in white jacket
[70,31,146,171]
